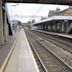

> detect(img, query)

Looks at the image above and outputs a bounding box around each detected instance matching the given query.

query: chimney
[56,8,60,12]
[69,6,72,8]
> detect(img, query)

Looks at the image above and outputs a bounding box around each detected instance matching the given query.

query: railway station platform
[0,29,39,72]
[0,36,15,69]
[35,30,72,39]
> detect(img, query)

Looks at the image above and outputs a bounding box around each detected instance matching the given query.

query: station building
[33,7,72,34]
[48,6,72,33]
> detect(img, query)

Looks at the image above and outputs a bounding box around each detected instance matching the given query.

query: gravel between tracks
[31,31,72,67]
[25,30,72,72]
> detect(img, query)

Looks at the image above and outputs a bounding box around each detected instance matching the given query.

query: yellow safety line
[0,40,16,72]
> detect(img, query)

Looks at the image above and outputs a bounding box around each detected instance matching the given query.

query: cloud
[6,3,69,23]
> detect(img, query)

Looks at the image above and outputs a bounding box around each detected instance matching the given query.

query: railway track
[26,32,48,72]
[30,30,72,67]
[30,41,48,72]
[25,30,72,72]
[33,31,72,53]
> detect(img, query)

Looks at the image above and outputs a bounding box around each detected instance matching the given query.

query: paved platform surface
[5,29,39,72]
[35,30,72,39]
[0,36,15,68]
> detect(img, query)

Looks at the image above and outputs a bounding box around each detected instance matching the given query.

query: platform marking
[0,40,16,72]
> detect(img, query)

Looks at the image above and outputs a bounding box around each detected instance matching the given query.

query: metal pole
[67,20,68,34]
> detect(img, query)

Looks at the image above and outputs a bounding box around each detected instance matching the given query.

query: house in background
[48,6,72,17]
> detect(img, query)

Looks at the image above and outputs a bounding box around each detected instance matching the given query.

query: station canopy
[33,16,72,25]
[4,0,72,5]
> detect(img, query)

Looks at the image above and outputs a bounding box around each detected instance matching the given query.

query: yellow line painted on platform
[0,40,16,72]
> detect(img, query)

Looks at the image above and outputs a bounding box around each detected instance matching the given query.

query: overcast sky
[6,3,69,23]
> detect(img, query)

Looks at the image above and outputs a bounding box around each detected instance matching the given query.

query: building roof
[48,10,56,17]
[48,8,61,17]
[60,7,72,14]
[48,7,72,17]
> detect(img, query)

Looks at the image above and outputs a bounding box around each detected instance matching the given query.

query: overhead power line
[29,5,44,21]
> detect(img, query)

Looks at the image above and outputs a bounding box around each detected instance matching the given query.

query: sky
[6,3,69,23]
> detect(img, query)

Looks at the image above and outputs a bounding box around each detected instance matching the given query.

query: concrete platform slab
[0,36,15,68]
[5,29,39,72]
[35,30,72,39]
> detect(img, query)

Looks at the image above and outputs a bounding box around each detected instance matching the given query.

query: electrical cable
[29,5,44,22]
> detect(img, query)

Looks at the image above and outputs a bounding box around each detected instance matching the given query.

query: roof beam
[3,0,72,5]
